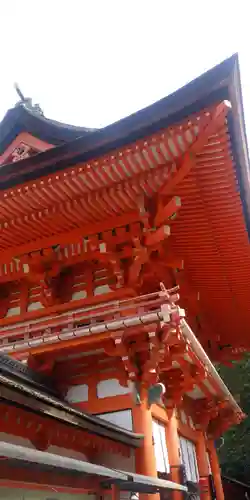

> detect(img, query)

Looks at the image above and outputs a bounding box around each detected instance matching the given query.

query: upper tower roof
[0,101,95,151]
[0,88,95,164]
[0,54,249,230]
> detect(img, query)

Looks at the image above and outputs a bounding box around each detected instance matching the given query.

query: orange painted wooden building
[0,53,248,500]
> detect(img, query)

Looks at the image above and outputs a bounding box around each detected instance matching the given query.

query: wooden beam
[159,101,230,196]
[0,211,141,263]
[0,247,134,286]
[154,196,181,227]
[0,286,135,328]
[54,360,122,380]
[160,151,196,196]
[12,330,114,358]
[144,224,171,246]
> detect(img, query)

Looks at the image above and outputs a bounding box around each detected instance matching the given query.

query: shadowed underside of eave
[171,135,250,350]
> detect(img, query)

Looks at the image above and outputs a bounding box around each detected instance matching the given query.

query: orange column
[165,410,182,500]
[111,484,120,500]
[132,387,158,500]
[208,440,224,500]
[196,432,211,500]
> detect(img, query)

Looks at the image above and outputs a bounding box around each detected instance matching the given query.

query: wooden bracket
[159,100,230,197]
[154,196,181,227]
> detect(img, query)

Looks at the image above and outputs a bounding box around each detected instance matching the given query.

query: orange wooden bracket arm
[144,225,171,246]
[160,100,231,197]
[191,99,231,154]
[0,211,141,264]
[160,150,196,196]
[154,196,181,227]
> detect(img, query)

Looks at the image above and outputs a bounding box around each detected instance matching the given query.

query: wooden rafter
[159,100,231,196]
[0,211,142,263]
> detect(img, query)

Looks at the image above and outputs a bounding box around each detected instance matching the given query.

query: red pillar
[208,440,224,500]
[111,484,120,500]
[196,432,211,500]
[165,410,182,500]
[132,387,158,500]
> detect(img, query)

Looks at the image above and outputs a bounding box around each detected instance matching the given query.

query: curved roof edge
[0,353,142,448]
[226,55,250,238]
[0,54,249,236]
[0,101,97,153]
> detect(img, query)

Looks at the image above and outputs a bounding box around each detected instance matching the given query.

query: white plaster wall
[97,449,135,473]
[97,378,131,399]
[27,301,44,311]
[94,284,112,295]
[47,445,88,461]
[97,409,133,431]
[71,290,87,300]
[0,432,35,448]
[6,306,21,317]
[0,434,88,461]
[65,383,89,403]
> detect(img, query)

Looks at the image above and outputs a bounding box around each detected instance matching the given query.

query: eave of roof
[0,442,187,493]
[0,103,96,153]
[0,54,249,233]
[0,355,142,448]
[181,321,243,418]
[0,353,59,397]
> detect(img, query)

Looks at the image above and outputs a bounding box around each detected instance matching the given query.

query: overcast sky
[1,1,250,137]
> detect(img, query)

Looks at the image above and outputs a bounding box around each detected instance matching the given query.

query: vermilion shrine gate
[0,53,248,500]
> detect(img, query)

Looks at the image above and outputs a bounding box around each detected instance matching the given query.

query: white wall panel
[97,409,133,431]
[97,378,130,399]
[6,306,21,317]
[48,445,88,461]
[97,449,135,474]
[66,384,88,403]
[94,284,112,295]
[27,301,43,311]
[0,432,34,448]
[71,290,87,300]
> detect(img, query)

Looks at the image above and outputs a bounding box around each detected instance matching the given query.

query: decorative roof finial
[14,83,26,102]
[14,83,44,116]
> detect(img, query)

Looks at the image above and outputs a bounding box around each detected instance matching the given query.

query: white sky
[1,0,250,137]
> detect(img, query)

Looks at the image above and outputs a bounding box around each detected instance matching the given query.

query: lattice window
[179,436,199,483]
[153,420,170,473]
